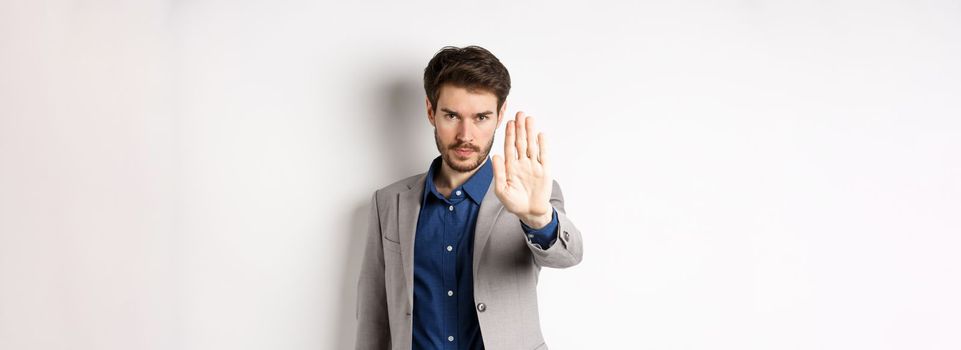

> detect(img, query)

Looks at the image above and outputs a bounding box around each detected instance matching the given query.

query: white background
[1,1,959,349]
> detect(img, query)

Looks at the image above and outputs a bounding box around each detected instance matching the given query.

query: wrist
[520,209,553,230]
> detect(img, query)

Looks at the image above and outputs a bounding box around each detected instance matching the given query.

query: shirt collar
[422,155,493,206]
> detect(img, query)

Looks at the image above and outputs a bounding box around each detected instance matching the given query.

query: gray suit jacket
[355,171,584,350]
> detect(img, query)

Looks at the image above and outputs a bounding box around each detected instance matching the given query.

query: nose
[457,119,473,143]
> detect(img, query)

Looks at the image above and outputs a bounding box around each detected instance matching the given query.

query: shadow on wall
[332,70,427,349]
[382,77,429,176]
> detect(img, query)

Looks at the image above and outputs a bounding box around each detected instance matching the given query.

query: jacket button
[476,303,486,312]
[564,231,570,240]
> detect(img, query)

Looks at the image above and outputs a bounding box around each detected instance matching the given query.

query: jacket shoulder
[372,172,426,201]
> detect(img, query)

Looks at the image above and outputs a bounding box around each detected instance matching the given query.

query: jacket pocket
[382,237,401,252]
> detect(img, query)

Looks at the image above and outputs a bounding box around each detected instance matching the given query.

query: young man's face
[427,84,504,173]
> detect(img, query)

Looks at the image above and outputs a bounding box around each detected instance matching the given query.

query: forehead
[436,84,498,111]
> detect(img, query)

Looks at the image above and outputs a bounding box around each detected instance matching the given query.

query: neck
[435,156,487,193]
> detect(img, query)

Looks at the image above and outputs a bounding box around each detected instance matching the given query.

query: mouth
[454,148,475,158]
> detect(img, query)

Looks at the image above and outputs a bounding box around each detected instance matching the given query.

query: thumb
[491,155,507,190]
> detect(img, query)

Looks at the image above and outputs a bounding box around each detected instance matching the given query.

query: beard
[434,128,494,173]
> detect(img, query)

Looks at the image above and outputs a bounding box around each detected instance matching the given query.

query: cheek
[436,128,456,143]
[436,120,458,132]
[480,126,497,140]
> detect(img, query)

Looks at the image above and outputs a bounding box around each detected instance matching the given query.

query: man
[355,46,584,350]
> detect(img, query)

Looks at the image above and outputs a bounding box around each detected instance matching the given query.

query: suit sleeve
[524,180,584,269]
[355,190,392,349]
[519,208,559,249]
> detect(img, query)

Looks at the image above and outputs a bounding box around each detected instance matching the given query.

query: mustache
[450,143,479,151]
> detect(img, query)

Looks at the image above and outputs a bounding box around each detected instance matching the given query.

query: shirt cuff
[519,208,559,249]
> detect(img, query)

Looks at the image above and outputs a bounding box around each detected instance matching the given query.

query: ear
[426,96,435,127]
[496,99,507,128]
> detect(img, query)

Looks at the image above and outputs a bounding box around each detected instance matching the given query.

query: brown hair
[423,45,511,113]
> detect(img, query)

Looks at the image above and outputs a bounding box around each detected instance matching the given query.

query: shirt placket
[443,196,454,348]
[445,191,465,349]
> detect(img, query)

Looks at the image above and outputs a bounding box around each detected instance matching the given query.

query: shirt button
[455,190,462,196]
[446,245,453,252]
[447,290,454,296]
[477,302,486,312]
[448,336,454,342]
[448,205,454,211]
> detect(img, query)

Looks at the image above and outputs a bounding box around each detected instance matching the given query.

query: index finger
[514,111,528,159]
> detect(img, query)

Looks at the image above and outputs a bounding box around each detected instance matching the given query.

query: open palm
[491,111,553,227]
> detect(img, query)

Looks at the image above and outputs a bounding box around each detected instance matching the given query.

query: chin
[446,151,485,172]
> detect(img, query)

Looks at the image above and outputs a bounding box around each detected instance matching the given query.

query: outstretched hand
[491,111,553,229]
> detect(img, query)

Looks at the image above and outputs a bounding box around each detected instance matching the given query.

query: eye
[446,114,457,119]
[477,115,489,121]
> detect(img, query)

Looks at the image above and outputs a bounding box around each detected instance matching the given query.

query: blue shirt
[412,155,559,350]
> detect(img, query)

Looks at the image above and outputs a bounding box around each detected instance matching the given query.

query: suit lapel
[396,171,504,305]
[397,174,426,307]
[473,180,504,275]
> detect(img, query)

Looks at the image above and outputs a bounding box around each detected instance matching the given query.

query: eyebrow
[441,108,494,118]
